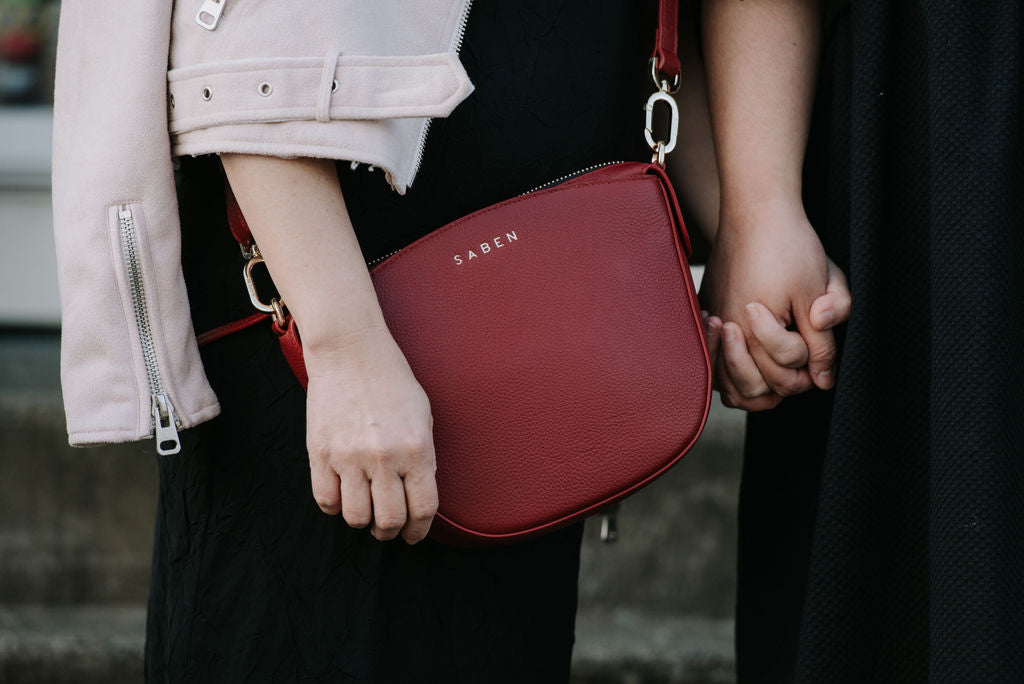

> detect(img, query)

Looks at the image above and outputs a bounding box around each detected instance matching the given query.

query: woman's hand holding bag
[221,154,439,544]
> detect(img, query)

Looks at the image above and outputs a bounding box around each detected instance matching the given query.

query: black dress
[736,2,1024,682]
[146,3,657,682]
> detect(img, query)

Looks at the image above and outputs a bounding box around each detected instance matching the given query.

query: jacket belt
[168,53,471,134]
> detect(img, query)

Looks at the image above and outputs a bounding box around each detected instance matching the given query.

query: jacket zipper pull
[196,0,226,30]
[152,393,182,455]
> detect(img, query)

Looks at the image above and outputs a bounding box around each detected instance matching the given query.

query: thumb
[793,303,837,391]
[809,258,851,331]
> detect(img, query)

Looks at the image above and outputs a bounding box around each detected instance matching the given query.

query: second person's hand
[700,199,850,411]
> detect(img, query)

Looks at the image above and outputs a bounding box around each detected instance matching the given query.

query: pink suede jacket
[51,0,474,450]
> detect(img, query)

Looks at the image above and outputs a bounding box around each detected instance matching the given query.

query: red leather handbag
[200,0,711,546]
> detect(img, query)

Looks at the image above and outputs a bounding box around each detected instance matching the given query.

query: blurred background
[0,2,745,681]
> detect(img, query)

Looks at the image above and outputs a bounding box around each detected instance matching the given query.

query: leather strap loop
[224,179,253,246]
[273,314,308,388]
[653,0,681,81]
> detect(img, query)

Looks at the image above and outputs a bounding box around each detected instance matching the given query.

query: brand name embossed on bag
[452,231,519,265]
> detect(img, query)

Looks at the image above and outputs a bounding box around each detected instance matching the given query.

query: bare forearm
[219,154,386,360]
[666,0,721,241]
[220,154,438,543]
[702,0,820,214]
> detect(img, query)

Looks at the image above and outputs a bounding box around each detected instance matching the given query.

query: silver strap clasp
[241,244,287,327]
[643,57,680,168]
[644,89,679,168]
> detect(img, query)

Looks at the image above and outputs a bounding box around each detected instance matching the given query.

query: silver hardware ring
[644,90,679,162]
[243,252,284,315]
[651,141,667,167]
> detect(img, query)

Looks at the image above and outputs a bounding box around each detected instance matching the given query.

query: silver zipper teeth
[119,207,165,398]
[119,205,182,455]
[409,0,475,184]
[367,248,402,268]
[449,0,475,55]
[521,161,624,195]
[365,160,622,266]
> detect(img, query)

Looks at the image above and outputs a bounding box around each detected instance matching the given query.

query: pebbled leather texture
[265,162,711,545]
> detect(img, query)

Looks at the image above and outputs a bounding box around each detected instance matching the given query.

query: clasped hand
[699,199,851,411]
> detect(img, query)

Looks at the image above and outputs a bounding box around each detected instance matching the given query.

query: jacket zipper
[118,205,182,456]
[409,0,474,183]
[196,0,226,30]
[365,160,622,267]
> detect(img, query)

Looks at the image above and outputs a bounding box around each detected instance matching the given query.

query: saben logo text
[452,231,518,265]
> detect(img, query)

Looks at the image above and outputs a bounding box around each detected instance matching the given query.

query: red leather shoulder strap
[197,311,270,348]
[224,179,254,247]
[273,315,308,388]
[653,0,681,81]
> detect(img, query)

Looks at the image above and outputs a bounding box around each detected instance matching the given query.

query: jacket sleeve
[165,0,474,193]
[52,0,220,447]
